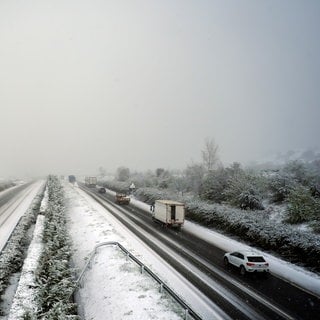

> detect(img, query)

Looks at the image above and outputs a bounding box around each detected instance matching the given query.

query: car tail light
[246,262,255,266]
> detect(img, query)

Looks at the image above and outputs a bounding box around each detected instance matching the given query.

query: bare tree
[202,138,219,171]
[184,162,205,194]
[98,166,106,178]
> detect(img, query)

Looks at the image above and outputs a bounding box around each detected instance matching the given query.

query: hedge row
[133,187,320,273]
[101,180,132,194]
[0,185,45,306]
[34,176,79,319]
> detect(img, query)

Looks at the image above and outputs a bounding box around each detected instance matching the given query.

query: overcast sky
[1,0,319,178]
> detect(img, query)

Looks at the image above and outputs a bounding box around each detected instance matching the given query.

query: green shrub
[286,186,320,224]
[223,172,265,210]
[268,175,292,203]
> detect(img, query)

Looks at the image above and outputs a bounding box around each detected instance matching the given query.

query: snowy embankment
[6,186,49,318]
[7,215,45,319]
[2,177,78,320]
[0,181,45,317]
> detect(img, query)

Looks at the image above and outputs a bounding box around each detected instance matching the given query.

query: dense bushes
[286,185,320,224]
[34,176,78,319]
[134,187,187,205]
[185,200,320,271]
[198,163,266,210]
[0,186,44,306]
[268,174,292,203]
[101,180,132,194]
[132,187,320,272]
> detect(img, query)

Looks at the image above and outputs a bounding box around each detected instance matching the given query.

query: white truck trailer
[152,200,185,228]
[85,176,97,188]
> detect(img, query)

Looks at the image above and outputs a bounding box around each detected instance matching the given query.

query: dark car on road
[98,187,106,194]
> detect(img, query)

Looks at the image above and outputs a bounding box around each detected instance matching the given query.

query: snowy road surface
[0,181,44,252]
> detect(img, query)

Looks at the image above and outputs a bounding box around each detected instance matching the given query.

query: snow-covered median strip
[8,215,45,319]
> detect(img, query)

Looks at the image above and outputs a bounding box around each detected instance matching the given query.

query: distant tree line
[99,139,320,234]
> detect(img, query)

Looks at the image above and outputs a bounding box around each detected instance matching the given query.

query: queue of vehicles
[70,175,270,277]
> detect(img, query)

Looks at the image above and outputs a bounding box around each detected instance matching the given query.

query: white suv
[224,250,269,275]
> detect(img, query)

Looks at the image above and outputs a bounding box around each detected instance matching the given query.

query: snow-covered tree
[199,167,228,203]
[268,174,293,203]
[286,185,320,224]
[201,138,219,171]
[98,166,107,178]
[223,169,265,210]
[184,162,205,194]
[283,160,312,186]
[116,166,130,181]
[156,168,165,177]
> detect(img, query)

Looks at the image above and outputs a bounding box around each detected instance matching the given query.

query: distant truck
[68,175,76,183]
[85,176,97,188]
[152,200,185,229]
[115,193,130,205]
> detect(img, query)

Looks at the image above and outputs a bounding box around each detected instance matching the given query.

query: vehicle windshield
[247,256,265,262]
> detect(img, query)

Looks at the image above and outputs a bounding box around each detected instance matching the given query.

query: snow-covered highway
[74,183,320,319]
[2,179,320,319]
[0,181,44,252]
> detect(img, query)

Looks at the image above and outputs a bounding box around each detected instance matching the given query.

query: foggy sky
[1,0,320,178]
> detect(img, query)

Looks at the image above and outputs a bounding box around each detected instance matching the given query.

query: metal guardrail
[73,241,202,320]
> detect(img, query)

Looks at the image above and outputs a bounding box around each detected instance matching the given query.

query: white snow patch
[39,186,48,213]
[8,215,45,319]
